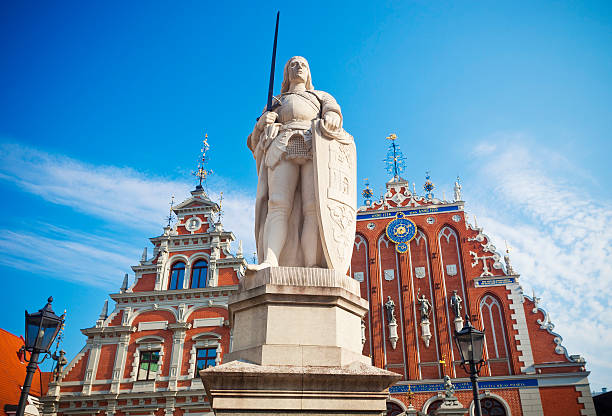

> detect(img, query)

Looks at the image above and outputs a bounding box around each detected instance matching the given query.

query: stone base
[201,360,401,415]
[203,267,401,414]
[434,395,468,416]
[227,267,370,367]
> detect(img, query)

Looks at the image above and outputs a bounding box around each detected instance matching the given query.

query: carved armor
[264,90,340,168]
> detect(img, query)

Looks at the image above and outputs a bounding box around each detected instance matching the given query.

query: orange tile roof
[0,328,51,414]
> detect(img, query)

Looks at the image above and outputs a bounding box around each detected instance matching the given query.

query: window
[168,262,185,290]
[195,347,217,372]
[137,350,160,380]
[426,399,443,415]
[191,260,208,288]
[481,397,507,415]
[386,401,404,416]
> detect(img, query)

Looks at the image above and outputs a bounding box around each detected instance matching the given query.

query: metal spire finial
[384,133,406,181]
[192,133,213,190]
[504,240,515,275]
[423,171,435,199]
[166,195,175,227]
[361,178,374,206]
[217,191,224,223]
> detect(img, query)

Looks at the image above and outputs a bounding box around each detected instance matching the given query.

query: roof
[0,328,51,413]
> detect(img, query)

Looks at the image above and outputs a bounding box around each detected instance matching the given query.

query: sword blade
[266,11,280,112]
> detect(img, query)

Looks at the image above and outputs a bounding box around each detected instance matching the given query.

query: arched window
[426,399,443,415]
[386,401,404,416]
[168,261,185,290]
[481,397,507,415]
[191,260,208,288]
[479,294,511,375]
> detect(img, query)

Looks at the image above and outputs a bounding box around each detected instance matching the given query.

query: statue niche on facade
[247,56,357,273]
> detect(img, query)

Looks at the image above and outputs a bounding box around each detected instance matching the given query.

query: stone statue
[417,293,432,322]
[443,375,455,399]
[450,290,462,319]
[384,296,396,324]
[453,176,462,201]
[52,350,68,382]
[248,56,356,272]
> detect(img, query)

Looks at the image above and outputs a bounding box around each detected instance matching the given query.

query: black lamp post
[454,314,486,416]
[16,297,65,416]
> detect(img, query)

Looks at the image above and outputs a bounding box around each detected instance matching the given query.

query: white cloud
[0,141,257,283]
[0,224,138,288]
[465,135,612,389]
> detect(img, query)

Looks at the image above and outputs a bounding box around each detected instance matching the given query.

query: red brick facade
[42,187,245,416]
[353,178,595,415]
[41,180,596,416]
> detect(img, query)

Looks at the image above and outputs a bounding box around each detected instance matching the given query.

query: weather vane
[166,195,175,227]
[362,178,374,206]
[192,133,213,190]
[384,133,406,181]
[423,171,435,199]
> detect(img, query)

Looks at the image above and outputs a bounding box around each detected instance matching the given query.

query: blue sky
[0,1,610,390]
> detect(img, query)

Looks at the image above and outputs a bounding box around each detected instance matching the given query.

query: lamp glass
[455,322,486,364]
[24,315,41,350]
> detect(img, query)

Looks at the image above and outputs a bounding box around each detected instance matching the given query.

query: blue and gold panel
[385,212,417,253]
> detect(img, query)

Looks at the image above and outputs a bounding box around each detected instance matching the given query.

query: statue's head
[281,56,314,93]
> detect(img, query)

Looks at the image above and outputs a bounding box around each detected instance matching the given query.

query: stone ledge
[200,360,401,415]
[242,267,360,296]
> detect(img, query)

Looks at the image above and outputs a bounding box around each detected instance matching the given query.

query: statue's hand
[257,111,278,129]
[323,111,341,130]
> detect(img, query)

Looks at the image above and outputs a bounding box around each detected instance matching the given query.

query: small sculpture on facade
[384,296,399,349]
[450,290,462,319]
[453,176,462,201]
[52,350,68,382]
[384,296,396,324]
[443,375,455,398]
[417,293,432,322]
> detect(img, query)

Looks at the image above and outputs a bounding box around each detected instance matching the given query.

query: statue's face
[288,57,309,84]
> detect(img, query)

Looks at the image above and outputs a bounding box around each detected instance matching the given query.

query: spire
[423,171,435,199]
[141,247,147,263]
[166,195,175,228]
[504,240,516,275]
[217,191,224,223]
[120,273,129,292]
[361,178,374,206]
[96,300,108,326]
[384,133,406,182]
[192,133,213,193]
[237,240,243,257]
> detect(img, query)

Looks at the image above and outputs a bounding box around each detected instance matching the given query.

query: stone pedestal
[434,395,468,416]
[201,267,401,415]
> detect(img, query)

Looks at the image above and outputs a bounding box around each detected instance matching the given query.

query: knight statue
[247,56,356,272]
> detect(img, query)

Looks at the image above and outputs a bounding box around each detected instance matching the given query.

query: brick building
[352,174,596,415]
[42,186,246,416]
[41,156,596,414]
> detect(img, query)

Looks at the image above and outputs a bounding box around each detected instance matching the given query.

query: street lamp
[17,297,65,416]
[454,314,485,416]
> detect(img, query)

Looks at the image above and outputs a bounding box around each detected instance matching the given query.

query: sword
[256,12,280,122]
[266,11,280,112]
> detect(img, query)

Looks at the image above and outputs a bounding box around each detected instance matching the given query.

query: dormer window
[168,261,185,290]
[191,260,208,289]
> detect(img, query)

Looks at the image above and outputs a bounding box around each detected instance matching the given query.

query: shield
[312,120,357,274]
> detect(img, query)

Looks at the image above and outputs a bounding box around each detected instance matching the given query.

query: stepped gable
[42,187,246,416]
[351,175,594,415]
